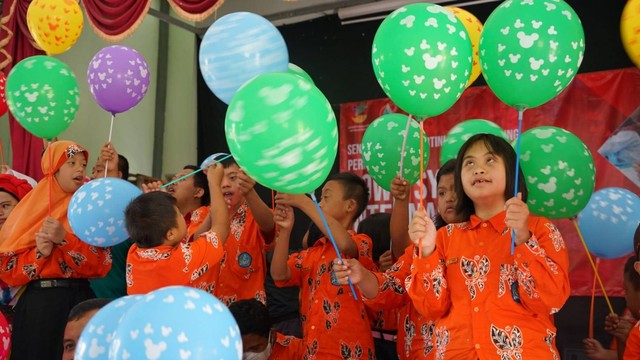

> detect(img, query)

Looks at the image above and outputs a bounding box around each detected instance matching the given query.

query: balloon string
[104,114,115,178]
[572,218,614,314]
[510,109,524,255]
[0,137,5,168]
[418,122,425,259]
[310,193,358,300]
[398,115,413,177]
[271,189,275,210]
[589,257,599,339]
[161,154,232,188]
[48,140,52,216]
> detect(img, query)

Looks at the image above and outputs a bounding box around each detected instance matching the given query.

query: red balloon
[0,73,7,117]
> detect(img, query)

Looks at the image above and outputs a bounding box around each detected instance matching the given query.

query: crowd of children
[0,133,637,359]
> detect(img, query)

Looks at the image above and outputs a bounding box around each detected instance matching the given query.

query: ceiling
[195,0,480,28]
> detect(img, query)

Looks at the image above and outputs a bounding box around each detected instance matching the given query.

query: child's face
[437,173,462,224]
[221,164,242,209]
[460,141,506,205]
[624,275,640,318]
[318,180,349,220]
[62,309,99,360]
[0,191,18,229]
[167,169,201,212]
[55,153,87,193]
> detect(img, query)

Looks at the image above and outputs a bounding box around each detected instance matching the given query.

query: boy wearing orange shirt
[271,172,376,359]
[214,158,276,305]
[125,163,229,294]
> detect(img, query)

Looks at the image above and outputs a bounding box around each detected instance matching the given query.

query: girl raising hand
[408,134,570,360]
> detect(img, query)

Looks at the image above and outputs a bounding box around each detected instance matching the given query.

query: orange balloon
[447,6,483,87]
[26,0,83,55]
[622,0,640,68]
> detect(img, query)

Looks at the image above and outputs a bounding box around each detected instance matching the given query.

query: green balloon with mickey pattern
[517,126,595,219]
[361,114,429,192]
[479,0,585,110]
[372,3,473,117]
[6,56,80,140]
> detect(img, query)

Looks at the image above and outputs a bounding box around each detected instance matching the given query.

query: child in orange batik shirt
[125,163,228,295]
[271,173,376,359]
[214,157,276,306]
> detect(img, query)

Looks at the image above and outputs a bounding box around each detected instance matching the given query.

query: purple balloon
[87,45,150,114]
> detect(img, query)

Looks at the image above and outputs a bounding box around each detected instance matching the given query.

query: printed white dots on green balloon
[517,126,595,218]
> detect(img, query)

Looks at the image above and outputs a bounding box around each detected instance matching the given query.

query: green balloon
[225,72,337,194]
[361,114,429,192]
[518,126,595,219]
[372,3,473,117]
[440,119,509,165]
[6,56,80,140]
[287,63,314,84]
[479,0,585,110]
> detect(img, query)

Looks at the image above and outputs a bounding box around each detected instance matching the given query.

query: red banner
[340,68,640,296]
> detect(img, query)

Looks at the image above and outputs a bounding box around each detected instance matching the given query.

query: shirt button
[314,300,318,304]
[311,325,316,330]
[474,307,479,312]
[475,344,480,349]
[482,223,487,228]
[321,256,325,259]
[479,242,484,246]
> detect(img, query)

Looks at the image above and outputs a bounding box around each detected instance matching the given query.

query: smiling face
[55,152,87,193]
[0,191,18,229]
[460,140,507,206]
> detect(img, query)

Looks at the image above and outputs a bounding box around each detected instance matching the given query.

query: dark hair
[68,298,112,321]
[118,154,130,180]
[454,134,528,221]
[228,299,271,338]
[220,156,238,169]
[433,159,457,229]
[125,192,179,248]
[357,212,391,261]
[326,172,369,220]
[183,165,211,206]
[624,255,640,292]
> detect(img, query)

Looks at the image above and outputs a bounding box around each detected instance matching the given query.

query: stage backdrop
[339,67,640,297]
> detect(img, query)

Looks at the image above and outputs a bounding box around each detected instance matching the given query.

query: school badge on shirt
[238,252,252,268]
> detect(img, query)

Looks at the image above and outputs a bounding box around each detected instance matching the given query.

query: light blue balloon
[578,187,640,259]
[199,12,289,104]
[200,153,229,169]
[110,286,242,360]
[75,295,143,360]
[68,178,142,247]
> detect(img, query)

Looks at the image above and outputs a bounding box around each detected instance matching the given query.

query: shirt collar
[469,210,508,233]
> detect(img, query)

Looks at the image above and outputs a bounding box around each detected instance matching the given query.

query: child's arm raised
[270,204,293,281]
[207,163,229,242]
[389,176,411,260]
[275,193,358,258]
[97,141,120,178]
[237,170,275,236]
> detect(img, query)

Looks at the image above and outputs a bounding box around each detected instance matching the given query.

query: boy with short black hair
[62,298,112,360]
[229,298,303,359]
[271,172,376,359]
[214,157,276,306]
[125,163,228,295]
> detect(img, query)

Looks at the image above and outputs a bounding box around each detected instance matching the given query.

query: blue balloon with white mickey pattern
[110,286,242,360]
[75,295,143,360]
[199,12,289,104]
[68,178,142,247]
[578,188,640,259]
